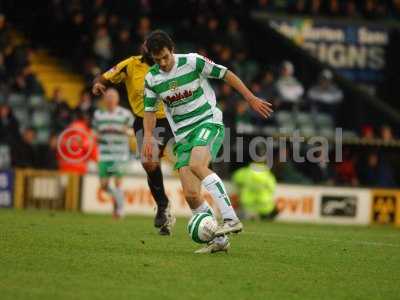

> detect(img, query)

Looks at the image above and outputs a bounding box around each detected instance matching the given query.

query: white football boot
[214,219,243,236]
[194,236,230,254]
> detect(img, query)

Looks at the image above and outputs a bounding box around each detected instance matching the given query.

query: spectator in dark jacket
[0,104,20,144]
[307,69,343,123]
[304,148,335,185]
[359,152,397,187]
[75,90,96,120]
[113,28,136,62]
[36,133,59,170]
[12,127,38,168]
[50,87,73,133]
[12,66,43,95]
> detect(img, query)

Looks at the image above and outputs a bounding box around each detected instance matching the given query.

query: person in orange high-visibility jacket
[57,113,98,175]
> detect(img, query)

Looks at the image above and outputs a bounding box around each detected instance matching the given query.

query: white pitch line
[245,231,400,248]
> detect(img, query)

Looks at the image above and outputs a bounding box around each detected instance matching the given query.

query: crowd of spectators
[0,1,398,187]
[0,14,43,97]
[0,13,53,170]
[270,145,397,188]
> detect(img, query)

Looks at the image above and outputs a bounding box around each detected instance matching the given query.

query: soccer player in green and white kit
[142,31,273,253]
[93,88,134,218]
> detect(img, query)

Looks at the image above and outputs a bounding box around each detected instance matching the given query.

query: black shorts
[133,116,174,154]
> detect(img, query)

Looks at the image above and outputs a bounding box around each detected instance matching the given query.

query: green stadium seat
[31,109,51,128]
[243,61,259,83]
[7,93,26,108]
[13,107,30,127]
[275,111,293,126]
[279,124,295,136]
[319,127,335,139]
[36,128,50,144]
[315,113,333,128]
[262,125,278,136]
[300,124,316,137]
[295,111,313,126]
[342,130,358,140]
[28,95,45,108]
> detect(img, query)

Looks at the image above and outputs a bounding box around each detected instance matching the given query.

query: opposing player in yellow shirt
[92,50,174,235]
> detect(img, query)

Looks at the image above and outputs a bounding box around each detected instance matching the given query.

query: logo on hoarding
[321,195,357,217]
[372,192,398,224]
[276,196,314,215]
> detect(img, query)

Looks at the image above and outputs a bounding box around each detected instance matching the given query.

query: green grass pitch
[1,210,400,300]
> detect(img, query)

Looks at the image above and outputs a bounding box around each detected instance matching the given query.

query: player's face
[152,47,174,72]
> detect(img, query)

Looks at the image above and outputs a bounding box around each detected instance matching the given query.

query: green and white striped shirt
[92,106,134,162]
[144,53,227,142]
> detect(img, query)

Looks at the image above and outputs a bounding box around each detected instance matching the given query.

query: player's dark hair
[140,42,155,66]
[145,30,175,55]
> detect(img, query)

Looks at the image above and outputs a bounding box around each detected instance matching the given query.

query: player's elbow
[223,70,233,82]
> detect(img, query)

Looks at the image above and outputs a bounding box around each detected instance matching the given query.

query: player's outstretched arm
[224,70,273,119]
[92,58,131,96]
[142,111,157,161]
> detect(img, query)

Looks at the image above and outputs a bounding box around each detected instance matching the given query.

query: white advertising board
[275,184,371,225]
[81,175,372,225]
[81,174,218,217]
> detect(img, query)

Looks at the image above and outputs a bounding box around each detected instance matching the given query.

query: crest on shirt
[169,80,178,91]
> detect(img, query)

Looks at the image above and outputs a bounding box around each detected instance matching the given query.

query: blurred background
[0,0,399,219]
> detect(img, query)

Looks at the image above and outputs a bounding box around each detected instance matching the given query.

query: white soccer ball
[187,212,218,244]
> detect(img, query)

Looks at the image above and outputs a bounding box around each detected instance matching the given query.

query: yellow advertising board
[371,189,400,226]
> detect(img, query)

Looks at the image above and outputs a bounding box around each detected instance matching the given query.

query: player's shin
[108,186,124,216]
[113,188,124,213]
[146,166,169,209]
[201,173,238,221]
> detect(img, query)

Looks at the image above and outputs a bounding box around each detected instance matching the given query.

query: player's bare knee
[142,161,159,173]
[189,161,205,177]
